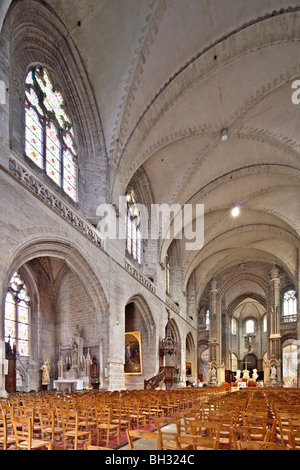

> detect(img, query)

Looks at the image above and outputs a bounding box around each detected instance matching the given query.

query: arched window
[5,272,30,356]
[165,254,170,295]
[231,317,237,335]
[126,190,142,264]
[25,66,78,201]
[205,309,210,330]
[245,319,255,334]
[282,289,297,322]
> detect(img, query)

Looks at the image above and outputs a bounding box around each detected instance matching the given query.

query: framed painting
[125,331,142,375]
[186,362,192,376]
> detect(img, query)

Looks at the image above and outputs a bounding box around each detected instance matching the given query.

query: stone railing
[165,297,180,314]
[124,259,156,294]
[9,156,104,249]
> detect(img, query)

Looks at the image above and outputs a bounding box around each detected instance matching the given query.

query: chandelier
[160,312,178,356]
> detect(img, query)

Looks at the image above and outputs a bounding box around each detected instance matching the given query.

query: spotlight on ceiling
[231,205,240,217]
[221,128,228,142]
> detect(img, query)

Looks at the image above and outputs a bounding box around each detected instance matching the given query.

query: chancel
[0,0,300,451]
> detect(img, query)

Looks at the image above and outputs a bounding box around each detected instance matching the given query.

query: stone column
[269,266,282,380]
[0,341,8,398]
[208,279,221,364]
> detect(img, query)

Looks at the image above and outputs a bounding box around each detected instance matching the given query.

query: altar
[53,378,88,393]
[54,326,100,392]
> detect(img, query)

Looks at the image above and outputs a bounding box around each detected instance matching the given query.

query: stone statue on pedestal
[41,359,50,387]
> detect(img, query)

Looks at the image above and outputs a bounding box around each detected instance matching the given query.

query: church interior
[0,0,300,451]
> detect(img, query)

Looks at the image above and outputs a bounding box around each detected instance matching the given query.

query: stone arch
[8,0,108,220]
[2,236,109,337]
[227,293,267,319]
[1,235,109,392]
[124,294,157,389]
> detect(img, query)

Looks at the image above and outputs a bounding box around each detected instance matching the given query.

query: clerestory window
[126,190,142,264]
[25,66,78,201]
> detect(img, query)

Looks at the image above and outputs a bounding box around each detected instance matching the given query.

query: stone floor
[119,423,178,450]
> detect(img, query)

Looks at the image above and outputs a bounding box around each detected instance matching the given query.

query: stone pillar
[269,266,282,380]
[0,341,8,398]
[209,279,221,365]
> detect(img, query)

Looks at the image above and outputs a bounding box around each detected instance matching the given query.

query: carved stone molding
[8,156,104,250]
[125,259,156,294]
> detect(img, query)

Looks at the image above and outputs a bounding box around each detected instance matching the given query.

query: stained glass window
[282,290,297,322]
[5,272,30,356]
[126,190,142,264]
[25,66,77,201]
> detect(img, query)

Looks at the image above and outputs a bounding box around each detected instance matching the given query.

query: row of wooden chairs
[1,387,299,450]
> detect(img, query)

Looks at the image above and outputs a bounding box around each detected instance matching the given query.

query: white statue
[235,370,241,380]
[252,369,258,381]
[242,369,249,380]
[270,365,277,380]
[41,359,50,386]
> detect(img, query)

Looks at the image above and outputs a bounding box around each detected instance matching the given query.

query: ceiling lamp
[231,205,240,217]
[221,128,228,142]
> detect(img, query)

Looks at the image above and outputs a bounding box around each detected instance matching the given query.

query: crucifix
[244,358,250,370]
[245,333,255,352]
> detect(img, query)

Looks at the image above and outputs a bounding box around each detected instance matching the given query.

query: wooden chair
[275,412,300,446]
[60,410,91,450]
[126,402,147,429]
[0,406,16,450]
[230,425,271,450]
[189,420,221,441]
[126,429,162,450]
[84,444,113,450]
[237,440,291,450]
[16,405,42,438]
[287,424,300,450]
[38,407,63,447]
[94,406,120,448]
[175,434,219,450]
[155,417,191,450]
[12,415,52,450]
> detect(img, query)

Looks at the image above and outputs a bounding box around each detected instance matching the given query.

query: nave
[1,387,300,450]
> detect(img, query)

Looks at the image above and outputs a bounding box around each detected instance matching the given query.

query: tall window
[205,309,210,330]
[166,254,170,295]
[25,66,78,201]
[126,190,142,264]
[5,272,30,356]
[245,319,255,334]
[282,290,297,322]
[231,317,237,335]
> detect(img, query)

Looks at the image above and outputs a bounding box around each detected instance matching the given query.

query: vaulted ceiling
[2,0,300,296]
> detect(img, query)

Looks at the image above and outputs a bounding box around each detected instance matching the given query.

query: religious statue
[41,359,50,386]
[270,364,277,380]
[235,370,241,380]
[242,369,249,380]
[252,369,258,381]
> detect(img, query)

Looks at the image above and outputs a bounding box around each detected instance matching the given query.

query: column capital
[270,265,280,282]
[210,278,218,292]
